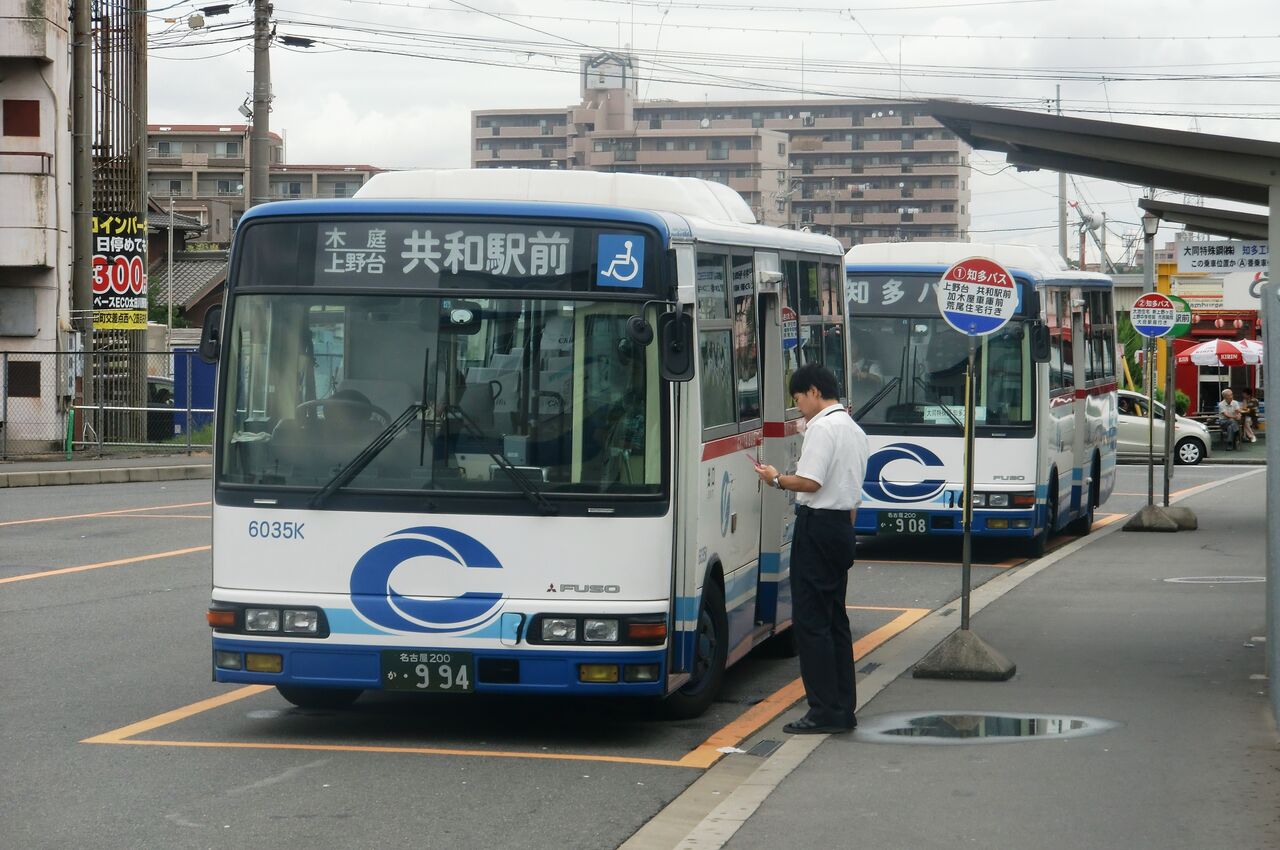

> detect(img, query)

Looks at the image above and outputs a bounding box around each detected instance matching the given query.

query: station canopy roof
[922,100,1280,209]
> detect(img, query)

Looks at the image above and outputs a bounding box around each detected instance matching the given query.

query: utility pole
[1057,86,1068,261]
[167,190,175,352]
[71,0,94,416]
[250,0,272,207]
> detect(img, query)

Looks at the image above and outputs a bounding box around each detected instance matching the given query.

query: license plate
[878,510,929,535]
[381,650,474,693]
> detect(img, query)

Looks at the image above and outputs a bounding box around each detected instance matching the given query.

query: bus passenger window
[731,256,759,422]
[697,253,736,430]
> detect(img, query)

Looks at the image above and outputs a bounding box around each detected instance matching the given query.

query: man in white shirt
[755,364,870,733]
[1218,388,1243,449]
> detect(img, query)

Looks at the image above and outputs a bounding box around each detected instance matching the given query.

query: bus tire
[1066,457,1099,536]
[276,685,363,710]
[660,580,727,720]
[1028,477,1058,558]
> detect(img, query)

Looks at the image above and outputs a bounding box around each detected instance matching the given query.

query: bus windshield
[218,292,663,498]
[847,316,1033,428]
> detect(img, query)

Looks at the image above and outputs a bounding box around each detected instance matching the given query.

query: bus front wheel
[277,685,363,710]
[1028,482,1058,559]
[661,580,727,720]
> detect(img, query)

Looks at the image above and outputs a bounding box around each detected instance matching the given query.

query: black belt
[795,504,852,521]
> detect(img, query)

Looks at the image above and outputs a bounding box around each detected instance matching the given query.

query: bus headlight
[971,494,986,507]
[282,609,319,633]
[541,618,578,642]
[244,608,281,632]
[583,619,619,642]
[988,493,1010,507]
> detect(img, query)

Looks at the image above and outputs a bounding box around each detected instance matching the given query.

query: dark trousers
[791,507,857,725]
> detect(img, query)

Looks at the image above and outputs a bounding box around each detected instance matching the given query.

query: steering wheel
[295,395,390,427]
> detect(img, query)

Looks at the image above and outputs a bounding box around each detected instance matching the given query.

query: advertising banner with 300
[92,212,148,330]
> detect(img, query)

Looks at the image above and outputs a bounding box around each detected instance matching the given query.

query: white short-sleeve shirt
[793,403,870,512]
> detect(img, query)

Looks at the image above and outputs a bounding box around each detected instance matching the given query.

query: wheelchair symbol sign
[597,234,645,289]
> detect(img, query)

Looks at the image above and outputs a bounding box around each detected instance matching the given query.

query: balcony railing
[0,151,53,176]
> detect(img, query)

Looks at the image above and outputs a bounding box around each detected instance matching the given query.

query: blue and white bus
[201,170,846,716]
[844,242,1117,555]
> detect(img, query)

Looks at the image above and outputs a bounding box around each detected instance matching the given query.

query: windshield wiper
[913,377,967,429]
[443,403,559,516]
[308,402,426,508]
[851,376,901,422]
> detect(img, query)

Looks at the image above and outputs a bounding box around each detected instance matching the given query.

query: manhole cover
[856,711,1117,744]
[1164,576,1265,584]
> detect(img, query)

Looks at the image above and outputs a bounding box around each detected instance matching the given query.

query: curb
[0,464,211,489]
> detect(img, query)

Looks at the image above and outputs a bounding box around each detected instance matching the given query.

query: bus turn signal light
[207,609,236,629]
[626,622,667,641]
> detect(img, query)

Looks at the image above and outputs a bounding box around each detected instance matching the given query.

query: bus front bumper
[211,636,668,696]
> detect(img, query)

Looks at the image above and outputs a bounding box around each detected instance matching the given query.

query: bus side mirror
[657,310,694,382]
[1030,321,1050,363]
[198,305,223,364]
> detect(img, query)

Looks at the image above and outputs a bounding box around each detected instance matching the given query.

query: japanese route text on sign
[315,223,572,280]
[1175,238,1268,273]
[935,256,1018,336]
[91,211,148,330]
[1130,292,1177,338]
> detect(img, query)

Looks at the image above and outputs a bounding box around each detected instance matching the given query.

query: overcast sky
[148,0,1280,266]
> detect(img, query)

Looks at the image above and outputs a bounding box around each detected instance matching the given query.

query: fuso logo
[350,526,503,633]
[863,443,948,504]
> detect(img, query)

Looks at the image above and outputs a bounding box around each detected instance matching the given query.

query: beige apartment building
[146,124,383,239]
[472,53,971,246]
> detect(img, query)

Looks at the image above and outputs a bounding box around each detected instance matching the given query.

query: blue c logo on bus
[863,443,947,504]
[349,526,503,634]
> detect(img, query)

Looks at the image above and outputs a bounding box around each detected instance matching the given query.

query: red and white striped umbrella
[1174,338,1262,367]
[1236,339,1264,360]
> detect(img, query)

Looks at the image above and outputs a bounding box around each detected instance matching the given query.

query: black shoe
[784,716,850,735]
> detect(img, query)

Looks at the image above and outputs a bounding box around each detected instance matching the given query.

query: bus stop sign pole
[914,256,1017,681]
[1125,292,1179,533]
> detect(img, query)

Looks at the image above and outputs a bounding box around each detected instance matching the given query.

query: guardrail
[1,349,213,458]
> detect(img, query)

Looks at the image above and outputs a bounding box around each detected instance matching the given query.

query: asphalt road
[0,462,1244,850]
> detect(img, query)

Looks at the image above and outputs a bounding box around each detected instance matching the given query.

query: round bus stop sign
[1131,292,1176,338]
[935,256,1018,337]
[1168,294,1192,338]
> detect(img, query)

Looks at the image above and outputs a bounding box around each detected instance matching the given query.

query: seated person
[1239,389,1260,443]
[848,336,884,405]
[1217,388,1243,449]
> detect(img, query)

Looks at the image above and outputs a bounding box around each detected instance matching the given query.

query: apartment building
[472,53,971,246]
[146,124,383,238]
[1,0,71,349]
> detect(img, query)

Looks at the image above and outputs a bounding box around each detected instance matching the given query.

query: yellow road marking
[81,606,931,770]
[0,501,210,528]
[0,545,210,585]
[82,685,272,744]
[117,514,211,520]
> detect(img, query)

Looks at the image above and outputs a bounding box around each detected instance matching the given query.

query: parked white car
[1116,389,1211,465]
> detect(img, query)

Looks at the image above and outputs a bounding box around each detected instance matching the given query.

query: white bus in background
[844,242,1118,556]
[200,169,846,717]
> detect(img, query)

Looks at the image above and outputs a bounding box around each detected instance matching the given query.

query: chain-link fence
[1,349,214,458]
